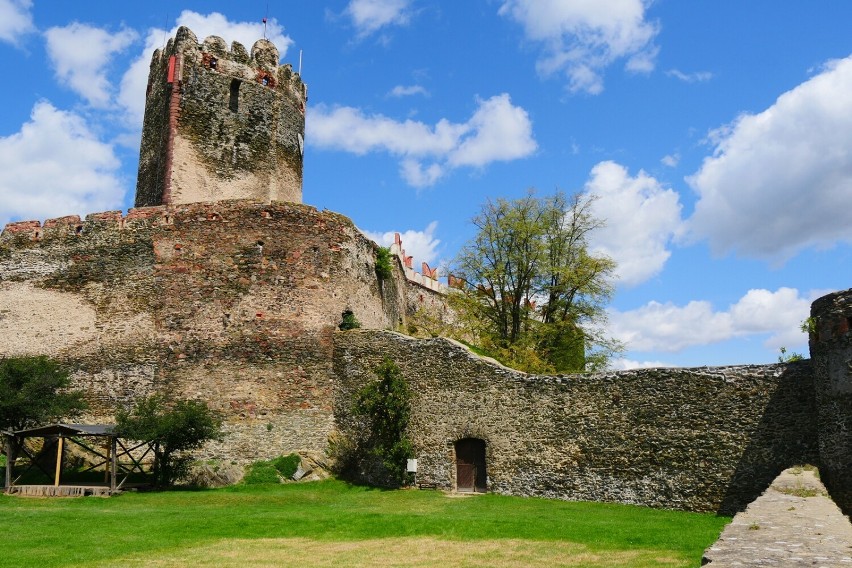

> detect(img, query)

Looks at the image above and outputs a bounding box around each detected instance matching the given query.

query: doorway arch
[455,438,487,493]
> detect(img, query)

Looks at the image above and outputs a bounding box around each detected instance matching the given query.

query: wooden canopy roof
[5,423,116,438]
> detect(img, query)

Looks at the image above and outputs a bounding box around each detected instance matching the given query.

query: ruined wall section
[0,201,403,461]
[334,331,818,514]
[135,27,307,208]
[809,288,852,514]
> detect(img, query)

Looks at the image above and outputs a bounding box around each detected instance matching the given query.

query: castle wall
[135,27,306,208]
[0,200,407,461]
[809,288,852,514]
[334,330,818,514]
[2,197,842,515]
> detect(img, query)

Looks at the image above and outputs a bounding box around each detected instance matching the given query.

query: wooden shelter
[2,424,152,497]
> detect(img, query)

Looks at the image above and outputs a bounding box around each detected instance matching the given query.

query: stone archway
[455,438,487,493]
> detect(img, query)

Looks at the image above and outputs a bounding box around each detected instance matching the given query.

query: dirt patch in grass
[96,537,686,568]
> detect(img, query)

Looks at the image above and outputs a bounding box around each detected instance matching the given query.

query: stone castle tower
[134,27,307,207]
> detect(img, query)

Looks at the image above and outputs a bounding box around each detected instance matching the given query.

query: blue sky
[1,0,851,369]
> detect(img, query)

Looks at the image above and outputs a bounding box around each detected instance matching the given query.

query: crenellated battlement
[388,232,447,294]
[0,200,340,246]
[153,27,308,106]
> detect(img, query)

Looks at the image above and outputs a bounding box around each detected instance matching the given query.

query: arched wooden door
[455,438,487,493]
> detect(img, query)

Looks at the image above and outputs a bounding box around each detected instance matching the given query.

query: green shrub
[271,454,301,479]
[243,462,282,484]
[243,453,301,484]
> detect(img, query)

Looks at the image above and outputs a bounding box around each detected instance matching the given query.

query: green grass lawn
[0,480,729,567]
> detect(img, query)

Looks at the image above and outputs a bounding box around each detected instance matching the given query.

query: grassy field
[0,480,729,567]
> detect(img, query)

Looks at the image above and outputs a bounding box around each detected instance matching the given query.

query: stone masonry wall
[809,288,852,514]
[0,200,411,461]
[334,330,818,514]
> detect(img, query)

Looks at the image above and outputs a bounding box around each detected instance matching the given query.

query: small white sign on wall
[407,459,418,473]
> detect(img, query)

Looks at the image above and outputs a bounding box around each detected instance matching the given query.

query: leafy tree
[346,358,413,486]
[450,190,621,372]
[0,356,86,433]
[116,395,224,488]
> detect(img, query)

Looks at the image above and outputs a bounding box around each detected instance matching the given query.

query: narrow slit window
[229,79,241,112]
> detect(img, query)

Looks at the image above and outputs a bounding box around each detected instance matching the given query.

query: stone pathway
[703,467,852,566]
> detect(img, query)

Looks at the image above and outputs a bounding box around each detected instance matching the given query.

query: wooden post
[54,437,64,487]
[110,437,117,493]
[104,441,110,484]
[4,435,12,492]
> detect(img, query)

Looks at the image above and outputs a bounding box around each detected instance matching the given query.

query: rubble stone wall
[809,288,852,514]
[334,330,818,514]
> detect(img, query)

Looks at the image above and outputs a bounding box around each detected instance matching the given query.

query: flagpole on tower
[262,1,269,39]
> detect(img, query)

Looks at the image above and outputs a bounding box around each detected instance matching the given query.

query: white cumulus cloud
[584,161,683,286]
[308,94,536,187]
[498,0,659,94]
[608,287,812,353]
[0,0,33,45]
[345,0,412,38]
[45,23,138,108]
[661,153,679,167]
[389,84,429,98]
[119,11,293,127]
[0,102,126,226]
[362,221,441,267]
[666,69,713,83]
[688,55,852,260]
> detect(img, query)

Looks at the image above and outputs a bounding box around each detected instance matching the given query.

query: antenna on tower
[161,12,170,49]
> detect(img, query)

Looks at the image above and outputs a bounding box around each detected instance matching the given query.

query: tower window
[229,79,241,112]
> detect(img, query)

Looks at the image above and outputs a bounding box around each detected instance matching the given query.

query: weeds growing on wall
[339,310,362,330]
[375,247,393,280]
[778,347,805,363]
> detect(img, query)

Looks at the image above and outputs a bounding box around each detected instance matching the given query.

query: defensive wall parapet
[388,232,446,294]
[334,330,817,514]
